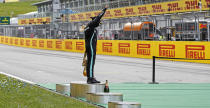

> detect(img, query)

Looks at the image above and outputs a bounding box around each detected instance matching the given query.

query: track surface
[0,44,210,83]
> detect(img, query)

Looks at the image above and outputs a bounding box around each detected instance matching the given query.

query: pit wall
[0,36,210,64]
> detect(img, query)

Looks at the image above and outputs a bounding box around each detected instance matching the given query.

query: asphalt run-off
[0,44,210,108]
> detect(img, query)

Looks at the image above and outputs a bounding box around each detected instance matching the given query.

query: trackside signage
[0,36,210,64]
[186,45,205,59]
[119,43,130,54]
[159,44,175,57]
[102,42,112,53]
[0,17,10,25]
[137,44,151,56]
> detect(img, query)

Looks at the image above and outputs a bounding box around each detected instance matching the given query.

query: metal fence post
[150,56,159,84]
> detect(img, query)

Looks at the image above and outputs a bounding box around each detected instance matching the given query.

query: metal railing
[68,0,176,13]
[18,12,52,19]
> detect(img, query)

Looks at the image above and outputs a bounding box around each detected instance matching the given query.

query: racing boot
[87,77,100,84]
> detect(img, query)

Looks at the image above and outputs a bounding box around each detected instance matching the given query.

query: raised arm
[87,7,108,28]
[95,8,107,21]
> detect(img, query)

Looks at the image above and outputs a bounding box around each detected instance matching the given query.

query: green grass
[0,0,42,17]
[0,74,97,108]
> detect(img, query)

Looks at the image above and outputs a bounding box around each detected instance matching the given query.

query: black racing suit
[84,8,107,78]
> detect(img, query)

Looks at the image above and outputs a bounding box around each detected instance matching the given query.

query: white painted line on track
[0,71,36,85]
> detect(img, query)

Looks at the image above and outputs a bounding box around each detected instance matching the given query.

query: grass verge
[0,0,42,17]
[0,74,97,108]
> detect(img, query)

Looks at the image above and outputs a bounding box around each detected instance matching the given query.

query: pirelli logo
[39,40,44,47]
[1,37,4,43]
[159,44,175,57]
[119,43,130,54]
[47,41,53,48]
[32,40,37,47]
[21,20,26,24]
[20,39,24,45]
[137,44,150,56]
[186,45,205,59]
[29,19,35,24]
[26,40,30,46]
[15,39,19,45]
[5,38,8,43]
[102,42,112,53]
[65,41,73,50]
[10,38,13,44]
[76,42,84,51]
[56,41,62,49]
[46,18,50,23]
[37,18,43,24]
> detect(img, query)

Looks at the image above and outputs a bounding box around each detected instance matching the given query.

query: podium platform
[108,101,141,108]
[54,81,140,108]
[70,81,105,98]
[56,84,70,95]
[86,92,123,104]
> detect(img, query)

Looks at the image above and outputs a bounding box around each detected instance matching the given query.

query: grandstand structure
[2,0,210,40]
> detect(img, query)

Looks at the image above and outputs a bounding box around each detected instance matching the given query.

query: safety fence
[0,36,210,64]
